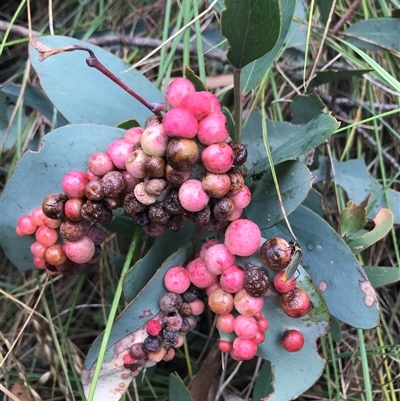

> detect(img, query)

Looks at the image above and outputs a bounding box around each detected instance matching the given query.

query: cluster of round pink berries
[15,77,251,274]
[16,206,105,275]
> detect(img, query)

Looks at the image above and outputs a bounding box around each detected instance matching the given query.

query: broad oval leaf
[123,222,197,302]
[246,160,313,229]
[363,266,400,288]
[221,0,281,69]
[344,18,400,52]
[169,373,193,401]
[242,0,296,94]
[0,124,124,271]
[333,158,400,224]
[29,35,164,127]
[242,110,339,176]
[82,243,193,400]
[261,205,379,329]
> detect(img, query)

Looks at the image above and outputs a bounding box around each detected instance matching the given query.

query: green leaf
[169,373,193,401]
[252,360,273,400]
[1,83,68,128]
[261,205,379,329]
[346,208,394,254]
[290,93,325,124]
[0,124,124,271]
[246,160,313,229]
[242,110,339,177]
[29,35,164,127]
[309,69,372,87]
[184,66,206,91]
[242,0,296,94]
[245,245,330,401]
[330,316,342,343]
[340,194,371,238]
[221,0,281,69]
[302,189,324,217]
[344,18,400,52]
[123,222,197,302]
[115,119,140,130]
[333,158,400,224]
[363,266,400,288]
[82,243,193,399]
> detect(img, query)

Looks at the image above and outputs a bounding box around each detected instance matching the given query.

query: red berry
[140,124,169,156]
[44,244,68,266]
[219,340,233,353]
[35,226,58,247]
[260,237,292,270]
[233,289,264,317]
[199,238,221,258]
[281,329,304,352]
[228,185,251,209]
[199,91,221,112]
[186,257,217,289]
[124,126,144,144]
[31,206,47,226]
[220,265,245,293]
[233,315,258,339]
[146,319,162,336]
[88,152,114,177]
[64,236,95,264]
[280,288,312,318]
[274,271,297,293]
[204,244,235,275]
[30,241,48,259]
[188,299,205,316]
[201,143,234,174]
[178,179,210,212]
[230,337,257,361]
[33,257,46,269]
[216,313,235,333]
[107,139,134,170]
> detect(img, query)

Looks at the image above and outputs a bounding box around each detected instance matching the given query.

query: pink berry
[199,238,221,258]
[224,219,261,257]
[88,152,114,177]
[124,126,144,144]
[178,179,210,212]
[15,226,24,236]
[43,216,62,229]
[33,257,46,269]
[230,337,257,361]
[86,169,98,181]
[30,241,48,259]
[220,265,245,293]
[227,207,243,221]
[107,139,134,170]
[233,289,264,317]
[199,91,221,112]
[189,299,205,316]
[204,244,235,275]
[186,257,217,289]
[228,185,251,209]
[17,214,37,235]
[257,317,269,332]
[202,173,231,198]
[180,92,211,121]
[31,206,47,226]
[45,244,68,266]
[165,77,195,108]
[121,171,139,192]
[274,271,297,294]
[61,170,89,198]
[164,266,191,294]
[64,236,95,264]
[219,340,233,353]
[125,150,149,179]
[64,198,84,221]
[253,331,266,344]
[146,319,162,336]
[197,112,229,145]
[216,313,235,333]
[281,330,305,352]
[201,143,234,173]
[163,108,198,139]
[234,315,258,339]
[208,288,234,315]
[205,281,221,297]
[140,124,169,156]
[35,225,58,247]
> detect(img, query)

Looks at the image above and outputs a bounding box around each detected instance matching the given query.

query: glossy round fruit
[274,271,297,293]
[280,288,312,318]
[281,329,305,352]
[260,237,292,270]
[164,266,191,294]
[224,219,261,257]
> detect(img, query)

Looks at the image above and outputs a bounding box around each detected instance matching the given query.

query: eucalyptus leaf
[221,0,281,69]
[246,160,313,229]
[29,36,164,127]
[344,18,400,52]
[0,124,124,271]
[309,69,372,87]
[290,93,325,124]
[363,266,400,288]
[261,205,379,329]
[242,0,296,94]
[333,158,400,224]
[169,373,193,401]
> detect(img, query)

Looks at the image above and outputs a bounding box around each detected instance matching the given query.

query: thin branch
[330,0,362,35]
